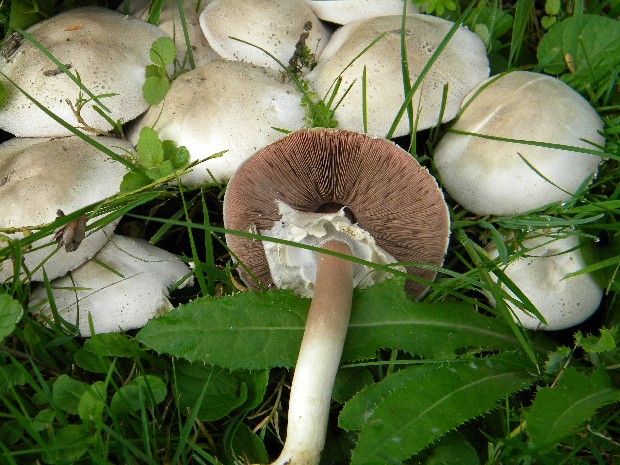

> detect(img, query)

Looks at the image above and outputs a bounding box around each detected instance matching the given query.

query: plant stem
[269,240,353,465]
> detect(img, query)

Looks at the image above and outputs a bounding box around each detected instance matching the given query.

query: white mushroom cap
[263,201,402,298]
[199,0,331,71]
[119,0,219,68]
[0,136,130,282]
[486,231,603,331]
[305,0,418,25]
[306,14,489,137]
[433,71,605,216]
[0,7,166,137]
[127,59,307,185]
[29,234,193,336]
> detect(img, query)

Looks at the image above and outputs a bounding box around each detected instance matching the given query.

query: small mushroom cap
[127,60,307,185]
[306,14,489,137]
[118,0,219,67]
[29,234,193,336]
[0,136,130,281]
[305,0,418,25]
[199,0,331,71]
[486,231,603,331]
[0,7,165,137]
[224,128,450,298]
[433,71,605,216]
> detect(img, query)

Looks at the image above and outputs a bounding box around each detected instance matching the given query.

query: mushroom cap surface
[224,128,450,298]
[127,60,307,185]
[487,231,603,331]
[305,0,418,25]
[119,0,219,67]
[199,0,331,71]
[0,6,165,137]
[0,136,130,281]
[433,71,605,216]
[306,14,489,137]
[29,234,193,336]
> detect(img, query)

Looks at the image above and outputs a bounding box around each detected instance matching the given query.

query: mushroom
[127,59,307,185]
[199,0,331,71]
[224,128,450,464]
[0,136,130,282]
[306,14,489,137]
[118,0,219,68]
[29,234,193,336]
[305,0,418,25]
[433,71,605,216]
[486,230,603,331]
[0,6,165,137]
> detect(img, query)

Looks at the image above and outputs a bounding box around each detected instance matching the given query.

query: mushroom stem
[270,239,353,465]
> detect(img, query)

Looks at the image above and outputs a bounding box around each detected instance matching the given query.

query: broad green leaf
[138,280,551,370]
[84,333,144,358]
[78,381,107,423]
[424,433,480,465]
[136,126,164,167]
[138,289,309,370]
[110,375,167,415]
[537,14,620,92]
[0,294,23,342]
[0,363,27,394]
[146,159,174,180]
[172,146,190,168]
[120,170,152,193]
[224,422,269,465]
[52,375,87,416]
[74,349,108,374]
[145,64,164,79]
[174,360,249,421]
[42,424,90,464]
[142,75,170,105]
[526,368,620,449]
[344,353,536,465]
[149,36,176,66]
[32,409,55,432]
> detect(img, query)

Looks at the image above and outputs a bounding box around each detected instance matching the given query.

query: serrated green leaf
[333,367,375,404]
[0,294,24,342]
[537,14,620,91]
[146,159,174,180]
[120,170,152,193]
[578,328,618,353]
[162,139,177,160]
[137,289,309,370]
[142,75,170,105]
[174,360,249,421]
[137,279,551,370]
[52,375,88,416]
[345,353,536,465]
[110,375,167,415]
[526,368,620,449]
[424,432,480,465]
[149,36,176,67]
[172,146,190,168]
[136,126,164,167]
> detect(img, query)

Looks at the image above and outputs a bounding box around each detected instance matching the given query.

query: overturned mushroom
[29,234,193,336]
[224,128,450,465]
[0,136,130,282]
[0,6,165,137]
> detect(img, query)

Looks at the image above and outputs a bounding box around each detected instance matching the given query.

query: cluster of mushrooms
[0,0,607,464]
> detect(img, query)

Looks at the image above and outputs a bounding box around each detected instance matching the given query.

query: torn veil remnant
[224,128,450,465]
